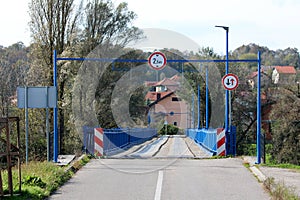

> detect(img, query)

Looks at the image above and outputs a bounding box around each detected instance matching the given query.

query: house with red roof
[272,66,296,84]
[247,70,271,89]
[145,75,189,129]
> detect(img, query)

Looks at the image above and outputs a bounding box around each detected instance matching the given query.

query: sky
[1,0,300,54]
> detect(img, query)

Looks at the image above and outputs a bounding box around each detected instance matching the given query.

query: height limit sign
[148,51,167,70]
[222,73,239,90]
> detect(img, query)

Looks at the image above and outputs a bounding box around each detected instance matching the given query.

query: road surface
[49,136,270,200]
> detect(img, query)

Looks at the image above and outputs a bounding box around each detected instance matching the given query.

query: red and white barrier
[94,128,104,156]
[217,128,226,156]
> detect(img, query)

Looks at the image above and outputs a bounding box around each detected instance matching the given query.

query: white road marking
[154,170,164,200]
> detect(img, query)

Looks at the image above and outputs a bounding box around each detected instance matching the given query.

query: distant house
[272,66,296,84]
[247,70,271,89]
[145,75,181,104]
[145,75,189,129]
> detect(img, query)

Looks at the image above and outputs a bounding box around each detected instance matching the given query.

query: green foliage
[233,43,300,68]
[263,163,300,171]
[158,124,179,135]
[22,175,46,188]
[269,91,300,165]
[1,155,90,199]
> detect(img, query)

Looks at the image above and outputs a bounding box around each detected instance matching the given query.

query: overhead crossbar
[53,50,261,164]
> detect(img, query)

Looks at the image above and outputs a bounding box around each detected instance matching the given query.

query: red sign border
[148,52,167,70]
[222,73,239,90]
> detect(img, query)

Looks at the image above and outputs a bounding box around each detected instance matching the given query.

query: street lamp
[215,25,230,133]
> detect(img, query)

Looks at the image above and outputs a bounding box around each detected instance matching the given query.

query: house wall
[272,69,296,85]
[272,69,279,84]
[252,74,272,88]
[152,93,189,129]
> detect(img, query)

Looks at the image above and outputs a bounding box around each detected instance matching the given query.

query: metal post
[206,66,209,129]
[191,93,195,128]
[53,50,58,162]
[197,84,201,129]
[225,28,229,133]
[256,51,261,164]
[215,25,229,133]
[147,111,151,127]
[46,87,50,161]
[25,86,28,164]
[229,90,232,128]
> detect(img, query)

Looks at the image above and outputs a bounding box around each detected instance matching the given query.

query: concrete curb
[249,166,267,182]
[242,156,267,182]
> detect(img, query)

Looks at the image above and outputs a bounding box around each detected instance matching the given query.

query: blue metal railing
[186,128,217,154]
[186,127,236,156]
[83,126,157,155]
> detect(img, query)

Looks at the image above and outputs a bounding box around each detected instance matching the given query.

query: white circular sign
[222,73,239,90]
[148,52,167,70]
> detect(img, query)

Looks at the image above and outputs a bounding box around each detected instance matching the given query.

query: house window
[172,97,181,101]
[173,122,177,126]
[157,93,161,100]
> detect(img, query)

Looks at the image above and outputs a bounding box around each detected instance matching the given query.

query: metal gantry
[53,51,262,163]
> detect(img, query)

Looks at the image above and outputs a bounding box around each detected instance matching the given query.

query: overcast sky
[1,0,300,54]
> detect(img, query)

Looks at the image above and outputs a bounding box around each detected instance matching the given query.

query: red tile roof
[145,91,173,101]
[248,70,265,79]
[170,74,181,81]
[154,78,179,87]
[145,75,181,101]
[144,81,157,87]
[274,66,296,74]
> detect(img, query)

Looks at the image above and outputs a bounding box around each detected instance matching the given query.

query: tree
[269,89,300,165]
[28,0,143,155]
[0,42,30,116]
[28,0,82,155]
[80,0,143,55]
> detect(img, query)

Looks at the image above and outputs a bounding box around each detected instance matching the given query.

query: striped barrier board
[94,128,104,156]
[217,128,226,156]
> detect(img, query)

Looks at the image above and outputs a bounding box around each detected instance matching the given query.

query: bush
[158,124,179,135]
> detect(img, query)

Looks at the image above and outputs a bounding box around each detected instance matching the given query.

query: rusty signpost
[0,117,21,197]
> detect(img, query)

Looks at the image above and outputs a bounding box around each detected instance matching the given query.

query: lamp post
[215,25,230,133]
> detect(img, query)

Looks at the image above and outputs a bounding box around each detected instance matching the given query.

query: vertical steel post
[215,25,229,133]
[46,87,50,161]
[53,50,58,162]
[147,111,151,127]
[197,84,201,129]
[25,86,28,164]
[191,93,195,128]
[256,51,261,164]
[225,28,229,133]
[205,66,209,129]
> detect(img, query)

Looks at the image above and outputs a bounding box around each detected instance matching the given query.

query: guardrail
[186,126,236,156]
[83,127,157,155]
[186,128,217,154]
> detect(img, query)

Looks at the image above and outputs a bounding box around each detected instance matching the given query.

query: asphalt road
[49,136,270,200]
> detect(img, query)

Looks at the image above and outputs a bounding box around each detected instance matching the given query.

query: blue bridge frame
[53,50,262,163]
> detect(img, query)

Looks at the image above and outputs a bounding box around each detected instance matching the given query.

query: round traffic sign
[222,73,239,90]
[148,52,167,70]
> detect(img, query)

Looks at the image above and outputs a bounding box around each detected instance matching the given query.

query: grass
[1,154,91,199]
[263,177,299,200]
[262,163,300,171]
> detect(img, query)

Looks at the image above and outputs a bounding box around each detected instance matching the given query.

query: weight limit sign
[148,51,167,70]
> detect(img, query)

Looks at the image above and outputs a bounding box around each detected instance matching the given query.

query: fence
[186,126,236,156]
[83,127,157,155]
[186,128,217,154]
